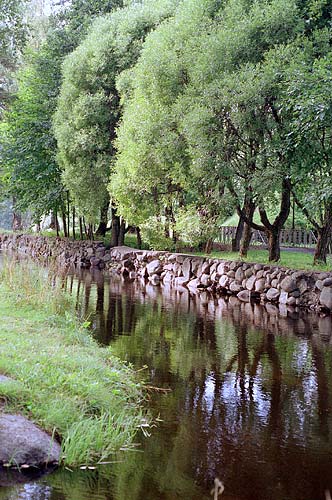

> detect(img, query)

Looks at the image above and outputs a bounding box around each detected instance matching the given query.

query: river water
[1,265,332,500]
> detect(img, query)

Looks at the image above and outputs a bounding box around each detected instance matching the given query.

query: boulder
[320,286,332,310]
[0,414,61,467]
[187,278,200,290]
[246,275,256,291]
[235,268,245,282]
[266,288,280,301]
[149,274,160,285]
[280,276,298,293]
[279,290,288,305]
[237,290,250,302]
[255,278,265,293]
[174,277,190,287]
[219,276,229,288]
[230,282,243,293]
[323,277,332,287]
[182,258,192,280]
[147,260,163,275]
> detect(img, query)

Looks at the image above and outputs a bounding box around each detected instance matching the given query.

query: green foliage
[1,47,65,220]
[54,0,178,220]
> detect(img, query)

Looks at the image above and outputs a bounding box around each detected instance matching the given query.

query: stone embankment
[1,233,332,314]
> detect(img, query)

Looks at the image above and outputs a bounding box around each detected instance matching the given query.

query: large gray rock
[255,278,265,293]
[182,258,191,280]
[0,414,61,467]
[266,288,280,301]
[237,290,250,302]
[320,286,332,310]
[280,276,297,293]
[246,275,256,291]
[147,260,163,275]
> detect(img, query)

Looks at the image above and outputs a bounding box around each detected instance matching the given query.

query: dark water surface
[2,265,332,500]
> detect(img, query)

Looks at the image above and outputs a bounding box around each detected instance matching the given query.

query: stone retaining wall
[1,233,332,314]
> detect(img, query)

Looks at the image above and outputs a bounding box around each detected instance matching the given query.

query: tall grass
[0,260,147,466]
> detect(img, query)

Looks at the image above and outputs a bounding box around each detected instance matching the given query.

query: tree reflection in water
[16,268,332,500]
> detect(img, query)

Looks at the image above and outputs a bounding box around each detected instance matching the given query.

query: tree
[285,52,332,263]
[54,0,178,243]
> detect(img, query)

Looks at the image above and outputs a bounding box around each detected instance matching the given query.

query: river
[1,264,332,500]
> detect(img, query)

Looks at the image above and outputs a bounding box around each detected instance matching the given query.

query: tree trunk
[96,199,110,237]
[79,217,83,240]
[204,238,213,254]
[314,225,331,264]
[110,207,120,247]
[62,211,68,237]
[239,198,255,257]
[232,215,244,252]
[72,207,76,240]
[67,192,70,238]
[12,197,23,231]
[50,211,57,230]
[136,227,142,249]
[239,224,252,257]
[55,211,60,237]
[267,228,281,262]
[118,220,126,246]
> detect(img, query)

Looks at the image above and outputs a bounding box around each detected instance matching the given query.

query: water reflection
[2,263,332,500]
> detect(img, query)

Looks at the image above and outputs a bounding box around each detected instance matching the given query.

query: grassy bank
[192,248,332,272]
[0,260,146,466]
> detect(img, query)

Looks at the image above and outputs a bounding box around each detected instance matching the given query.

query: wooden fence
[219,226,318,248]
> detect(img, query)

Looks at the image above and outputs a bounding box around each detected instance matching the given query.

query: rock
[320,286,332,310]
[230,282,243,293]
[90,257,101,268]
[187,278,200,290]
[286,296,296,306]
[174,277,189,287]
[246,275,256,291]
[147,260,163,275]
[201,274,212,287]
[256,270,264,279]
[122,259,135,271]
[235,268,245,282]
[217,263,226,275]
[255,278,265,293]
[227,270,236,279]
[0,414,60,467]
[280,276,297,293]
[219,276,229,288]
[237,290,250,302]
[176,255,185,264]
[323,277,332,287]
[245,268,253,278]
[254,264,263,271]
[279,290,288,305]
[201,262,211,274]
[229,261,238,270]
[182,258,191,280]
[266,288,280,301]
[149,274,160,286]
[315,280,324,291]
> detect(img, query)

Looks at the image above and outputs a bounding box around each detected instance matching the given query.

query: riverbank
[0,260,146,467]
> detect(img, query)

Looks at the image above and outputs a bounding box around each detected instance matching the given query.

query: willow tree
[53,0,178,242]
[113,0,305,259]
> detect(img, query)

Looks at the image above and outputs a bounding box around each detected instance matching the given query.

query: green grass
[0,261,146,466]
[193,248,332,271]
